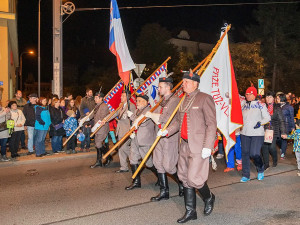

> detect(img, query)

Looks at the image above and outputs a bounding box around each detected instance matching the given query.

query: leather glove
[254,121,261,129]
[131,115,144,130]
[91,120,101,132]
[127,110,133,118]
[201,148,211,159]
[157,129,168,137]
[145,111,160,125]
[130,133,136,139]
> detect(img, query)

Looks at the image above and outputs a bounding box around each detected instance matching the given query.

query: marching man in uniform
[90,91,110,168]
[110,90,136,173]
[176,70,217,223]
[145,76,184,202]
[125,94,158,190]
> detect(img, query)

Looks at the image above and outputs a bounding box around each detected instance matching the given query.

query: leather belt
[181,138,188,143]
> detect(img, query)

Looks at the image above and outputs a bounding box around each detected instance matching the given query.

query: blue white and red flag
[109,0,135,86]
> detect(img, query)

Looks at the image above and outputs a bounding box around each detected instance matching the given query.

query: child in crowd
[104,119,117,149]
[79,108,91,152]
[63,110,78,154]
[224,129,242,172]
[283,119,300,176]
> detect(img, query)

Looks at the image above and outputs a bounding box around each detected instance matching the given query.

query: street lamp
[19,51,34,91]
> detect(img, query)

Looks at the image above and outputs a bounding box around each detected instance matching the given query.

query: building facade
[0,0,18,105]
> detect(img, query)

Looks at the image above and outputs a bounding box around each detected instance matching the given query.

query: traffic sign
[258,79,264,89]
[0,81,3,86]
[258,88,264,96]
[134,64,146,78]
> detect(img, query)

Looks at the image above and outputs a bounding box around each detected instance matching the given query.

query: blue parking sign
[258,79,264,89]
[0,81,3,86]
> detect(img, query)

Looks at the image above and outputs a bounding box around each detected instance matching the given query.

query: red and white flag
[109,0,135,85]
[198,31,243,157]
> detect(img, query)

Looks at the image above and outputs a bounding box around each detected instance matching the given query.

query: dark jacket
[265,103,286,137]
[280,103,295,134]
[49,106,65,137]
[79,96,95,118]
[23,103,36,127]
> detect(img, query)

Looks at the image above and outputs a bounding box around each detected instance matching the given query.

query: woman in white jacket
[8,101,26,158]
[240,87,271,182]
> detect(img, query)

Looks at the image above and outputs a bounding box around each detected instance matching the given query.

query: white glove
[145,111,160,125]
[157,129,168,137]
[127,110,133,117]
[79,119,84,127]
[131,115,144,129]
[91,120,102,133]
[202,148,211,159]
[130,133,136,139]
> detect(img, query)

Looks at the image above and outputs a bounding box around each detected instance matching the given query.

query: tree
[230,42,266,94]
[133,23,179,74]
[246,3,300,92]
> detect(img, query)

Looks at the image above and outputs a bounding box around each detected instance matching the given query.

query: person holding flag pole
[144,75,184,201]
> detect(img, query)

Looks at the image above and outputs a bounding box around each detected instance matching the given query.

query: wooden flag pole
[132,94,185,179]
[102,57,207,160]
[90,57,172,138]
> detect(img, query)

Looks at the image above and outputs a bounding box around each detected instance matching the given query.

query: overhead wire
[75,1,300,12]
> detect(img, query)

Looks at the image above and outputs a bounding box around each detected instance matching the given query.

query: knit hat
[182,69,200,83]
[66,110,75,117]
[83,108,89,114]
[246,86,257,97]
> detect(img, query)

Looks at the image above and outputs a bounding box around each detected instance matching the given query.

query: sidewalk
[0,137,101,166]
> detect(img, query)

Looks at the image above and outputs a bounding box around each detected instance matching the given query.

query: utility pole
[53,0,63,98]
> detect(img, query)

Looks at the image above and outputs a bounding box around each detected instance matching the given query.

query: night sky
[17,0,257,84]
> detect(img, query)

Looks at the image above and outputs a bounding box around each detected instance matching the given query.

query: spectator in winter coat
[240,87,271,182]
[34,97,51,157]
[79,89,95,117]
[23,93,38,155]
[0,103,11,161]
[8,101,26,158]
[49,98,66,153]
[276,93,295,159]
[63,110,78,154]
[262,91,286,169]
[104,119,117,149]
[11,90,27,149]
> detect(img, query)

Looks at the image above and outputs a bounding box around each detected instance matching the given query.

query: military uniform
[125,95,158,190]
[176,71,217,223]
[111,102,136,171]
[90,92,110,168]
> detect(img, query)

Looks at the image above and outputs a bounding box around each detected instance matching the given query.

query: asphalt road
[0,149,299,225]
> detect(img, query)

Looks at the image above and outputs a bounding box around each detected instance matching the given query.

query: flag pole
[102,57,208,160]
[197,24,231,76]
[90,57,171,138]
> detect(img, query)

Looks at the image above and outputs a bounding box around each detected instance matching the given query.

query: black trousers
[9,131,22,156]
[67,135,76,150]
[262,136,278,166]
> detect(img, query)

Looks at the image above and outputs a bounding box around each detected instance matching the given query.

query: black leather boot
[177,187,197,223]
[198,183,215,216]
[102,145,113,167]
[125,164,141,190]
[148,166,159,186]
[150,173,169,202]
[172,172,184,197]
[90,147,103,168]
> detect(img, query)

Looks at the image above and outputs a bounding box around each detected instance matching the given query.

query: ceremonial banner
[109,0,135,85]
[198,32,243,157]
[136,63,167,107]
[104,76,135,112]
